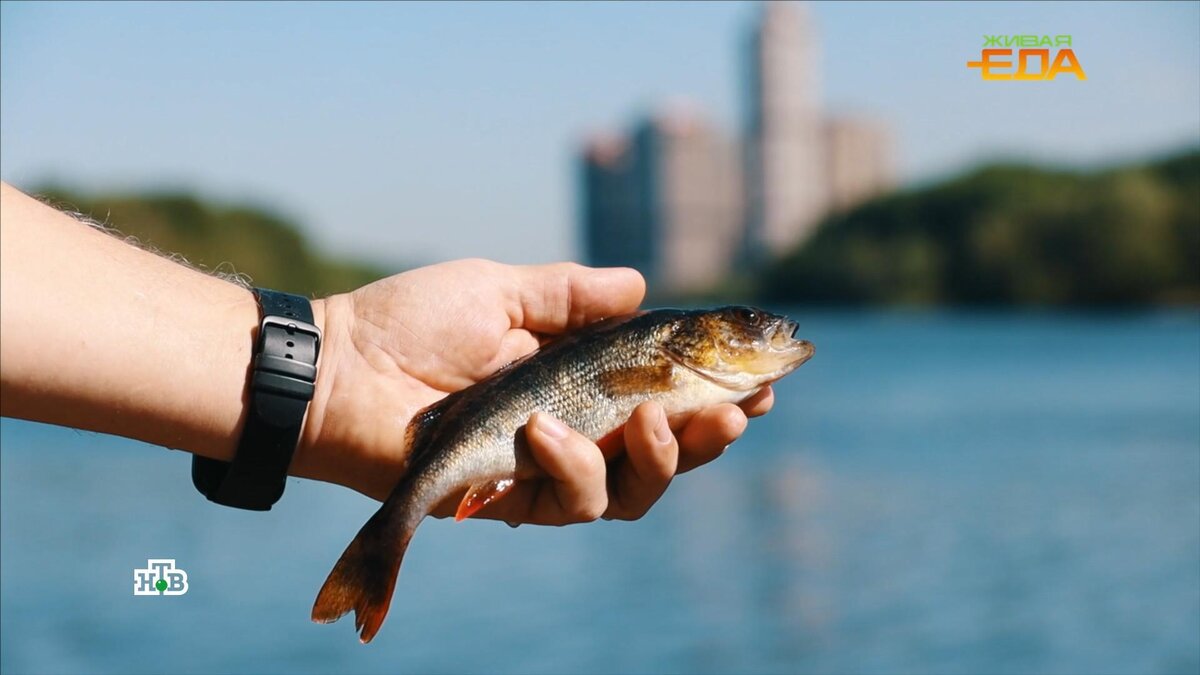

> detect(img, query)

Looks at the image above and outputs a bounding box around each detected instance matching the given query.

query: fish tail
[312,503,417,644]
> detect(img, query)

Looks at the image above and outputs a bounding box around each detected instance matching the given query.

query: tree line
[759,148,1199,306]
[34,188,389,297]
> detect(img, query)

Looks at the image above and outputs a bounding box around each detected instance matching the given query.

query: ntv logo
[133,559,189,596]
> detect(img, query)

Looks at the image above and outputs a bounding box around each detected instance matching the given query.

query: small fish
[311,306,814,642]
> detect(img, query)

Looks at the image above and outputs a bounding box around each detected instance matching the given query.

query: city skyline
[582,2,894,294]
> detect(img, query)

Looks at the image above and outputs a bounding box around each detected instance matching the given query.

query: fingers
[429,398,758,524]
[508,263,645,334]
[519,401,747,523]
[524,412,609,524]
[604,402,679,521]
[740,386,775,418]
[676,404,747,473]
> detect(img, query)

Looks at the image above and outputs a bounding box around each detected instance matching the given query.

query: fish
[311,306,815,643]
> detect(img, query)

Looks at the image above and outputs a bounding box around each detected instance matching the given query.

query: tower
[744,1,826,261]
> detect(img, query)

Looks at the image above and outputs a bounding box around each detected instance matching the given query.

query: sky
[2,1,1197,267]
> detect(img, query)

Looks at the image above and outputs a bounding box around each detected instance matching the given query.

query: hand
[293,259,774,524]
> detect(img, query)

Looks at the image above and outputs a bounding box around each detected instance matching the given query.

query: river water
[2,311,1197,674]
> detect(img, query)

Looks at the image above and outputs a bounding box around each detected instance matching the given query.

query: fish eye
[734,308,760,325]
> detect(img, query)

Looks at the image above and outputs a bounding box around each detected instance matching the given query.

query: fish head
[661,306,814,391]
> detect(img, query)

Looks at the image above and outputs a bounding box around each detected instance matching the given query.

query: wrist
[289,292,349,486]
[285,285,435,502]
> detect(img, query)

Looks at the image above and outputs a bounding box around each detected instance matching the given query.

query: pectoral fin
[455,478,517,521]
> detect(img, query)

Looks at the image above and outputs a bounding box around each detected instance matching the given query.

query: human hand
[294,259,774,524]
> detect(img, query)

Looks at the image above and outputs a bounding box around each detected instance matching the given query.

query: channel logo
[133,559,189,596]
[967,34,1087,81]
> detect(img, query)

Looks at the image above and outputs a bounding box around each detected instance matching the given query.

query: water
[2,312,1198,675]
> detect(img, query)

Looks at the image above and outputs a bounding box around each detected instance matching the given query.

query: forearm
[0,182,323,460]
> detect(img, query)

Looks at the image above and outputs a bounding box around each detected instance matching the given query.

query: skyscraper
[744,1,826,260]
[581,133,650,276]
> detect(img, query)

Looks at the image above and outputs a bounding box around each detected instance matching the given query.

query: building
[826,116,894,213]
[743,0,827,261]
[581,110,742,294]
[581,133,648,276]
[580,1,894,294]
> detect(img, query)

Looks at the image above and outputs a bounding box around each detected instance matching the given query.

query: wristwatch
[191,288,321,510]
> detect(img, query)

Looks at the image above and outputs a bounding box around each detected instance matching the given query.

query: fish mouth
[762,318,815,379]
[769,338,815,374]
[768,319,811,354]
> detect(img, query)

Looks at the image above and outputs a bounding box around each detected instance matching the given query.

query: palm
[350,261,544,395]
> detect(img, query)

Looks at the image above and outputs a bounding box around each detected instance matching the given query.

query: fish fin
[455,478,517,521]
[312,505,416,644]
[597,364,674,397]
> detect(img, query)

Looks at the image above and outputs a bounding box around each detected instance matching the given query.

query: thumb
[508,263,644,334]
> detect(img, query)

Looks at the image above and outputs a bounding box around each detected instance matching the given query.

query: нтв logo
[133,559,189,596]
[967,35,1087,81]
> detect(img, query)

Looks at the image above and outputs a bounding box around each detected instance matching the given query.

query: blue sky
[2,1,1197,267]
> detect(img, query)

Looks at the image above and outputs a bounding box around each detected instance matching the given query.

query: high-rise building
[580,110,742,294]
[744,1,826,260]
[581,133,649,276]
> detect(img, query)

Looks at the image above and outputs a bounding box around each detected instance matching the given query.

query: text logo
[968,35,1087,81]
[133,559,189,596]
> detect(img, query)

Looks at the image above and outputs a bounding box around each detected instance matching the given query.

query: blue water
[2,312,1198,675]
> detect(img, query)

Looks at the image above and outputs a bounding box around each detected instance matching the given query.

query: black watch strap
[192,289,321,511]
